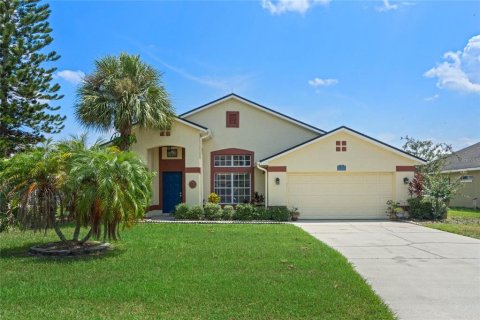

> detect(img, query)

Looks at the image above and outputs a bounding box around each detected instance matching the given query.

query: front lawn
[0,224,394,319]
[420,207,480,239]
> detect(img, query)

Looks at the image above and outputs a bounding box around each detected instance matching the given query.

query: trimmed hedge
[173,203,190,219]
[233,204,258,221]
[204,203,222,221]
[222,205,234,220]
[268,207,291,222]
[173,203,291,221]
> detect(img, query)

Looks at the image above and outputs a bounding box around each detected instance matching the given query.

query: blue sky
[48,0,480,150]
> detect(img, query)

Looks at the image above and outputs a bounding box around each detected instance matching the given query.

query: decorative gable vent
[226,111,239,128]
[336,140,347,152]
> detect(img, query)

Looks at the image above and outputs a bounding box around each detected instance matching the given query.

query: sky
[47,0,480,150]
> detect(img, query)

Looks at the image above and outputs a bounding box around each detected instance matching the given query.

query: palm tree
[0,141,68,241]
[68,146,153,241]
[0,138,153,244]
[75,53,174,150]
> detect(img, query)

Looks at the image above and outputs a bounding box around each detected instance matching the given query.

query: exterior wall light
[275,177,280,185]
[403,177,410,184]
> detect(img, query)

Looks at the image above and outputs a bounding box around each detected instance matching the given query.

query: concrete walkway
[296,221,480,320]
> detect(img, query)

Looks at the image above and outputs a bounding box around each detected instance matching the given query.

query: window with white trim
[460,175,473,183]
[214,155,251,167]
[214,172,251,204]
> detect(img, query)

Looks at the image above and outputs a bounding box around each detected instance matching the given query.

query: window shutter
[226,111,239,128]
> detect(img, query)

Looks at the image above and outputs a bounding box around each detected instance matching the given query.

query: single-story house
[442,142,480,209]
[131,94,426,219]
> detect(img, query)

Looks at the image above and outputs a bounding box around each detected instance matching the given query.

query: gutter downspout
[256,162,268,208]
[199,130,212,205]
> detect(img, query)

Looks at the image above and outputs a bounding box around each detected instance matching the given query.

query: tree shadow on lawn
[0,241,126,263]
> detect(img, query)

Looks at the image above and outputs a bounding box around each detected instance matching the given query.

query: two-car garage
[286,173,393,219]
[260,127,425,220]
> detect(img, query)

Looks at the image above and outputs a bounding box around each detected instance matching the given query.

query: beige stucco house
[442,142,480,209]
[131,94,426,219]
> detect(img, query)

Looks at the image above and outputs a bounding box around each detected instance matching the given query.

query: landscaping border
[141,219,289,224]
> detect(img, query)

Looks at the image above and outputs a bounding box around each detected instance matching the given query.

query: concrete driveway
[296,221,480,320]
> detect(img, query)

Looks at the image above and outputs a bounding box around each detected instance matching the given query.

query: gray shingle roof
[443,142,480,171]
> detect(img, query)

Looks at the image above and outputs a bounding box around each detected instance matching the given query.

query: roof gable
[260,126,426,164]
[443,142,480,172]
[179,94,325,134]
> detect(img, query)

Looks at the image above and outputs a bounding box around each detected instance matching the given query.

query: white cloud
[56,70,85,84]
[142,49,252,91]
[424,35,480,94]
[261,0,330,15]
[375,1,412,12]
[308,77,338,87]
[424,94,439,102]
[376,0,397,12]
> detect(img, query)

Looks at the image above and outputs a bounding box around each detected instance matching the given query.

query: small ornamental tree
[402,136,460,220]
[408,172,425,198]
[207,192,220,204]
[0,137,153,243]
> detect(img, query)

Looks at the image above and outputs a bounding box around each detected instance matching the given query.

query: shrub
[188,205,205,220]
[222,205,234,220]
[269,206,291,221]
[233,204,258,220]
[204,203,222,220]
[256,207,271,220]
[174,203,190,219]
[408,197,434,220]
[207,192,220,204]
[251,192,265,205]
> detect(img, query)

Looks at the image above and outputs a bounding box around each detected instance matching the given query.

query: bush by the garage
[268,207,291,221]
[408,198,434,220]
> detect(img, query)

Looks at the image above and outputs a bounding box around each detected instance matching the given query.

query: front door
[162,171,183,214]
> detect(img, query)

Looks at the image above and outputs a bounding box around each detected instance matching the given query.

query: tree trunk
[80,228,93,244]
[118,127,132,151]
[72,220,81,242]
[53,221,68,243]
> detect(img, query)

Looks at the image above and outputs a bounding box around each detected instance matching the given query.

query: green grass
[447,207,480,218]
[421,207,480,239]
[0,224,394,320]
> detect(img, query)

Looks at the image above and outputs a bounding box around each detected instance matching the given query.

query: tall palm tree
[75,53,174,150]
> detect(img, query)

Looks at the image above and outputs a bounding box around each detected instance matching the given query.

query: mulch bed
[29,241,112,257]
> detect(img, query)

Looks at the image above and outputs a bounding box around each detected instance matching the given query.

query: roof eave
[179,93,326,135]
[260,126,427,165]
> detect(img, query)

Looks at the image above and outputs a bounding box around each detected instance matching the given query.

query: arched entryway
[158,146,185,213]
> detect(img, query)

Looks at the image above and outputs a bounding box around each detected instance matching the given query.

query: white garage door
[287,173,393,219]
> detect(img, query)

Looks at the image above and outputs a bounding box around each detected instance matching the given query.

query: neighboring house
[442,142,480,209]
[131,94,425,219]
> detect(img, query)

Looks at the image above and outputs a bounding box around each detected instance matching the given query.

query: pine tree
[0,0,65,157]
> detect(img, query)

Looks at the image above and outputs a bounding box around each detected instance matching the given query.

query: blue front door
[162,172,182,213]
